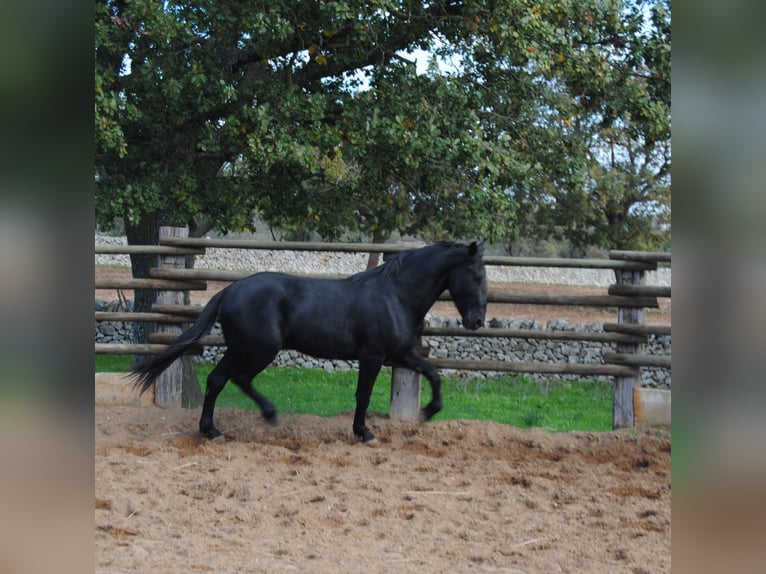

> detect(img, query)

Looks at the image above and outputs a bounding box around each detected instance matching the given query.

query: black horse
[131,241,487,443]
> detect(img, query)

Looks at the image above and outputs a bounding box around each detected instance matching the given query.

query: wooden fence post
[390,337,423,421]
[612,268,645,428]
[390,368,422,421]
[154,226,202,408]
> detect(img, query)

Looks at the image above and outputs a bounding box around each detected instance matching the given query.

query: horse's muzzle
[463,317,484,330]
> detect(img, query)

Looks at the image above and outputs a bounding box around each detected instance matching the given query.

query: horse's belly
[284,318,414,362]
[283,330,358,360]
[281,284,412,360]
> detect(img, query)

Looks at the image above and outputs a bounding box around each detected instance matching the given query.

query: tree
[498,0,671,251]
[277,60,517,250]
[95,0,671,295]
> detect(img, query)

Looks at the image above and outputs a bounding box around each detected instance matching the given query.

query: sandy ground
[96,266,671,573]
[95,405,670,573]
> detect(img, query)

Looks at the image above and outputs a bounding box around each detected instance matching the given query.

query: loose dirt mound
[96,406,670,573]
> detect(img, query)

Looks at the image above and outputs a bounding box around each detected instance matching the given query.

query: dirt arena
[96,264,670,572]
[95,405,670,573]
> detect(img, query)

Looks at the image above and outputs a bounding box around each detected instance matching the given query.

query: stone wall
[95,299,671,389]
[95,234,672,287]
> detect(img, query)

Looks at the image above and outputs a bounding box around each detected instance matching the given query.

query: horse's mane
[347,242,458,284]
[347,250,408,283]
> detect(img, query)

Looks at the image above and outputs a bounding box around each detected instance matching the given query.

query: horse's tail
[130,288,227,395]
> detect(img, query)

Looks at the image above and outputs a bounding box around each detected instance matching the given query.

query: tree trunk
[125,215,159,355]
[366,230,390,270]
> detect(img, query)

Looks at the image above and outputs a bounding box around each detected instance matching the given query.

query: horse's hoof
[263,413,278,427]
[363,437,380,448]
[356,429,377,445]
[210,433,226,443]
[201,427,222,440]
[420,408,436,422]
[420,403,443,422]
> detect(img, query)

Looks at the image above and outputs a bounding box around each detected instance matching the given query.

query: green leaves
[95,0,670,251]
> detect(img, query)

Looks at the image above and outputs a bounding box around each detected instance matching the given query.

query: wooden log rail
[145,329,645,346]
[95,238,671,428]
[603,323,671,337]
[159,236,657,271]
[95,277,208,291]
[608,284,670,298]
[95,245,205,256]
[94,312,191,324]
[609,250,671,264]
[147,267,660,309]
[142,310,645,344]
[94,343,186,355]
[426,358,636,378]
[603,352,671,369]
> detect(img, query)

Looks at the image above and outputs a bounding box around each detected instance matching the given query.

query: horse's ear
[468,240,485,257]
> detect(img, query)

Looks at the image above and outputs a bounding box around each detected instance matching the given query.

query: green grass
[96,355,612,432]
[96,354,137,373]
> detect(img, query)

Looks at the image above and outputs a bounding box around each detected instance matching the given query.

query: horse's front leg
[353,358,384,443]
[397,349,443,421]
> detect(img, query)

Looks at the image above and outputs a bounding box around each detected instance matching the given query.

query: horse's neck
[395,250,452,319]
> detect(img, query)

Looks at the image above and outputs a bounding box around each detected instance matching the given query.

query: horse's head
[446,241,487,330]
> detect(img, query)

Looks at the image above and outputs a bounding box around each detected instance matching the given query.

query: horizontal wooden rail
[608,284,671,298]
[604,352,671,369]
[159,237,655,271]
[481,255,654,271]
[449,292,659,309]
[97,307,645,345]
[149,333,221,346]
[95,312,192,324]
[424,326,644,344]
[145,334,645,376]
[425,358,636,378]
[95,245,205,256]
[95,343,198,355]
[148,291,658,310]
[145,268,660,309]
[145,327,642,347]
[150,267,344,282]
[151,268,253,281]
[603,323,671,337]
[152,303,204,316]
[161,236,419,254]
[610,250,671,263]
[95,277,208,291]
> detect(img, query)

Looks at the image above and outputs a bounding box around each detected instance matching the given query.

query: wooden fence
[95,234,671,429]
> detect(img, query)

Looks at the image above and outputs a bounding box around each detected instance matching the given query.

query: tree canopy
[96,0,670,250]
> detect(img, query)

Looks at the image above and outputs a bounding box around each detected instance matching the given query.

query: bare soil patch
[95,405,670,573]
[95,266,671,572]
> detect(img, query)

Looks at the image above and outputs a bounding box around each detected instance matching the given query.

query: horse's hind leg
[199,349,237,439]
[231,349,279,425]
[353,358,384,443]
[396,349,443,421]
